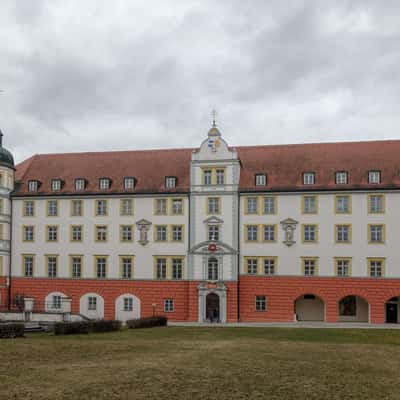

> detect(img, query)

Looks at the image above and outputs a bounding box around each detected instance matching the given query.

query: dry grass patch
[1,327,400,399]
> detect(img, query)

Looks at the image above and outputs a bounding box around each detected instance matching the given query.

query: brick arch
[383,294,400,303]
[293,291,327,304]
[334,291,371,305]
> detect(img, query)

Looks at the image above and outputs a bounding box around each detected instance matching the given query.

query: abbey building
[1,125,400,324]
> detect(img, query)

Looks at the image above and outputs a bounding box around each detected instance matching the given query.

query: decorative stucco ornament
[280,218,298,246]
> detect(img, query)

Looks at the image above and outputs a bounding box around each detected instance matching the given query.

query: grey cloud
[0,0,400,163]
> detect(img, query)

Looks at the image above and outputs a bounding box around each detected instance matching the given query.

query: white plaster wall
[295,297,325,321]
[240,192,400,277]
[115,293,141,322]
[79,292,104,319]
[12,196,188,279]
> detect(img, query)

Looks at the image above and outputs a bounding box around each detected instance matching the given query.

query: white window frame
[216,169,225,185]
[172,258,183,279]
[124,177,135,190]
[88,296,97,310]
[164,299,174,312]
[264,259,275,275]
[165,176,176,188]
[75,178,85,191]
[303,172,315,185]
[247,259,258,275]
[99,178,110,190]
[335,171,348,184]
[28,180,38,192]
[52,179,62,192]
[123,297,134,311]
[368,170,381,184]
[255,296,266,311]
[255,174,267,186]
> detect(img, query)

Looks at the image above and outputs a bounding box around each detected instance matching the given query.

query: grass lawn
[1,327,400,400]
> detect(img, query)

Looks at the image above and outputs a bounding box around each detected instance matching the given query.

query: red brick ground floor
[4,276,400,323]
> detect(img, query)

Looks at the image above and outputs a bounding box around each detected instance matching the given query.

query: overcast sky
[1,1,400,163]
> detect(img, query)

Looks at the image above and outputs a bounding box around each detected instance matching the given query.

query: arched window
[208,258,219,281]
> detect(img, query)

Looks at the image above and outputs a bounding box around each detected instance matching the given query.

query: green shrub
[90,320,121,333]
[126,316,168,329]
[54,320,121,335]
[54,321,90,335]
[0,323,25,338]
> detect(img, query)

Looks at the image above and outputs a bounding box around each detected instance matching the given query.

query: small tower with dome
[0,130,14,308]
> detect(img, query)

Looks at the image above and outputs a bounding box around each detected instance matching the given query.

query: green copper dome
[0,131,15,169]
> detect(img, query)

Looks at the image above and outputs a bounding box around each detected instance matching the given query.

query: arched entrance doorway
[386,297,399,324]
[338,295,369,322]
[206,293,220,322]
[295,294,325,321]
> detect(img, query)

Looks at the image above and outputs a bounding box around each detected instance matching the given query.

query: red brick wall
[239,275,400,323]
[9,278,239,322]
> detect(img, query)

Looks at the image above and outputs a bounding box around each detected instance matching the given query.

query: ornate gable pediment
[190,240,238,255]
[203,216,224,224]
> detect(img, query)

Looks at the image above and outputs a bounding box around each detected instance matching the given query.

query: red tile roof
[13,140,400,196]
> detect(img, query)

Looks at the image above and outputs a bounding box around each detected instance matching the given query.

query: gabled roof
[13,139,400,196]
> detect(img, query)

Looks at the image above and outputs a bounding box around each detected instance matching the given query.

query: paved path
[168,321,400,329]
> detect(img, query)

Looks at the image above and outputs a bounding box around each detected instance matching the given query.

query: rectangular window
[23,226,34,242]
[47,226,58,242]
[369,225,384,243]
[263,197,276,214]
[303,225,317,242]
[23,255,34,277]
[95,200,108,216]
[96,257,107,278]
[124,177,135,190]
[208,225,219,241]
[47,256,58,278]
[255,296,266,311]
[263,225,276,242]
[121,199,133,216]
[165,177,176,188]
[203,170,212,185]
[52,295,62,310]
[303,259,317,276]
[255,174,266,186]
[28,180,38,192]
[246,258,258,275]
[156,226,168,241]
[47,200,58,217]
[368,170,381,184]
[156,258,167,279]
[71,256,82,278]
[23,200,35,217]
[369,259,384,277]
[246,197,258,214]
[71,200,83,217]
[303,195,317,214]
[164,299,174,312]
[207,198,220,214]
[124,297,133,311]
[99,178,110,190]
[71,225,82,242]
[246,225,258,241]
[88,296,97,310]
[216,169,225,185]
[335,195,350,214]
[172,258,183,279]
[120,225,133,242]
[303,172,315,185]
[335,171,348,184]
[336,259,350,277]
[52,179,61,191]
[96,225,108,242]
[121,257,133,279]
[171,225,183,242]
[368,194,384,213]
[75,179,85,191]
[155,199,167,215]
[264,258,275,275]
[171,199,183,215]
[336,225,351,243]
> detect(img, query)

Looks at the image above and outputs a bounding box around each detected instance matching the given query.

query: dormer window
[99,178,111,190]
[303,172,315,185]
[335,171,348,185]
[368,170,381,184]
[255,174,267,186]
[28,180,39,192]
[75,178,86,191]
[51,179,62,192]
[165,176,176,189]
[124,177,135,190]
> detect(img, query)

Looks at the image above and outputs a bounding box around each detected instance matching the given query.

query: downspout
[7,194,12,310]
[237,191,240,322]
